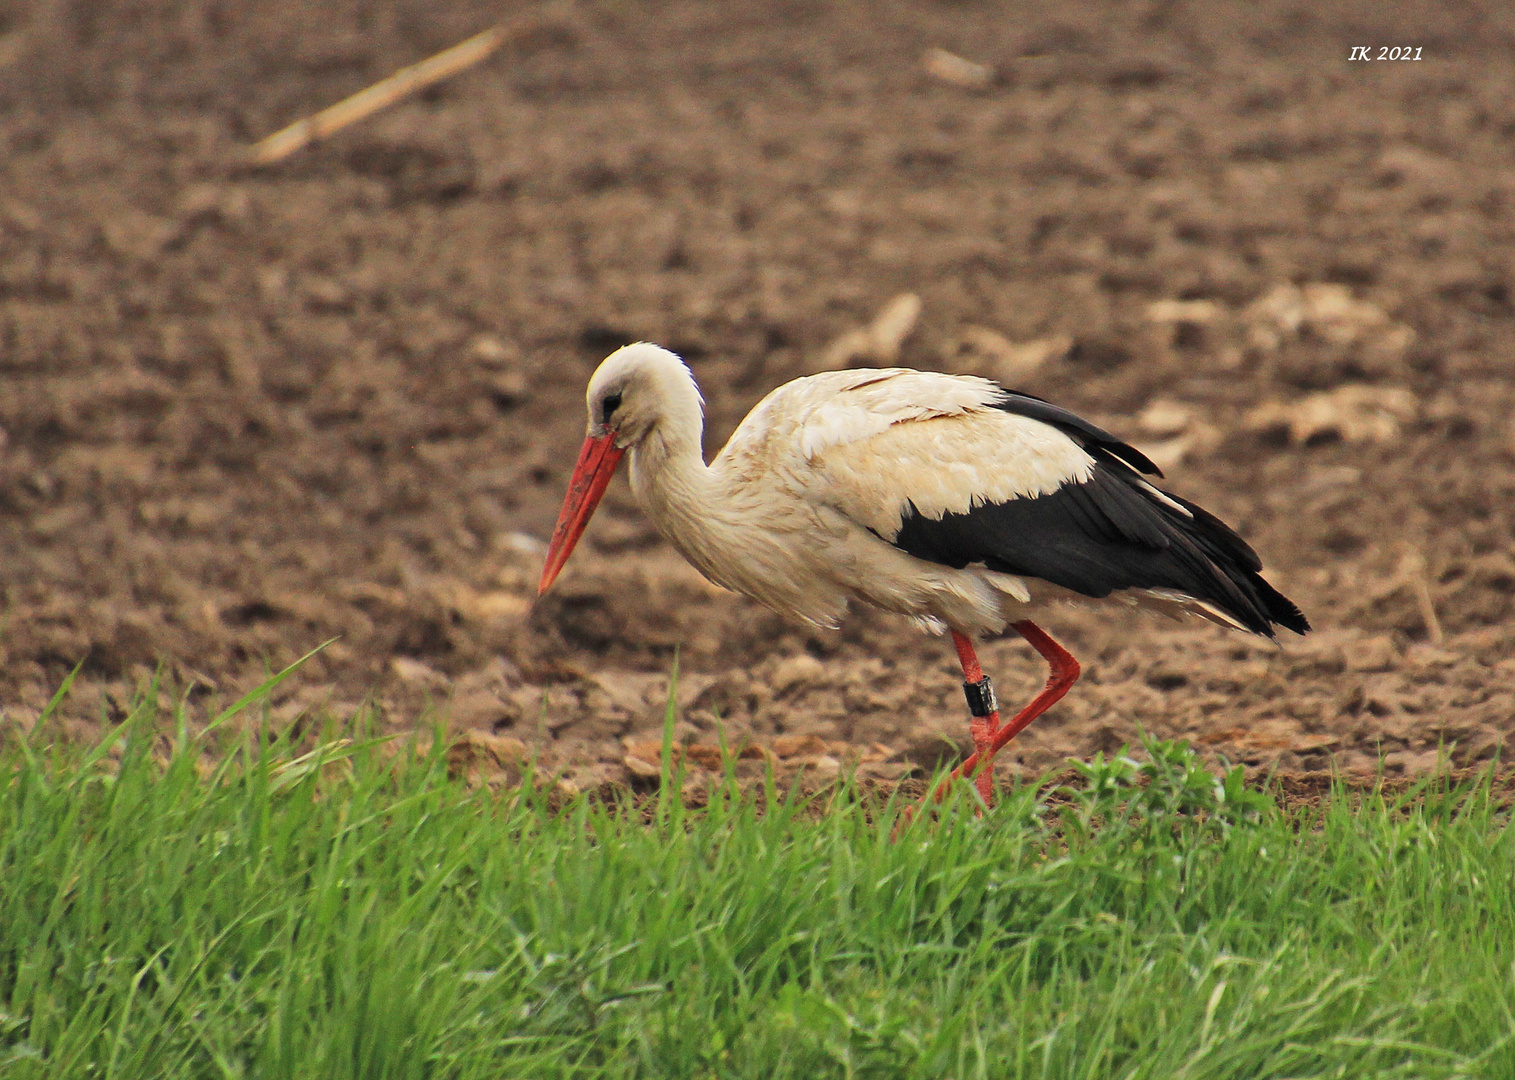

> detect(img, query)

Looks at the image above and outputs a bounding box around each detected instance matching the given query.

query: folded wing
[803,373,1309,637]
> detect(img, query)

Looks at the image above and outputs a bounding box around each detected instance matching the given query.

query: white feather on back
[793,369,1005,458]
[717,369,988,469]
[713,368,1094,540]
[814,411,1095,537]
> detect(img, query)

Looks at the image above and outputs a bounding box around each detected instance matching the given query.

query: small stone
[623,754,661,779]
[470,591,531,620]
[922,46,995,89]
[787,754,841,779]
[467,333,521,365]
[684,744,725,770]
[772,734,829,758]
[1146,298,1223,325]
[622,737,665,762]
[770,654,826,695]
[447,731,527,784]
[496,532,547,556]
[1136,399,1196,437]
[391,656,442,684]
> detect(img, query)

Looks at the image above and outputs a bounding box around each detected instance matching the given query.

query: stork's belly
[804,522,1037,636]
[666,514,1059,635]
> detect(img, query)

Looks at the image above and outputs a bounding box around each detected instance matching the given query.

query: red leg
[951,630,1001,806]
[986,622,1080,755]
[912,620,1081,815]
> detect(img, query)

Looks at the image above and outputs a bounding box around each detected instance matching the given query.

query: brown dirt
[2,0,1513,793]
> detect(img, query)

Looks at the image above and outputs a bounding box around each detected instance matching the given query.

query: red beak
[538,432,626,595]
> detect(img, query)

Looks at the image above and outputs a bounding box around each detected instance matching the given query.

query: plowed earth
[2,0,1513,792]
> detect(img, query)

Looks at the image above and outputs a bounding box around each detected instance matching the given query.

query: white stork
[538,342,1309,807]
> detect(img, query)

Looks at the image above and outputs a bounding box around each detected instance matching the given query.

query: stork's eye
[602,392,623,423]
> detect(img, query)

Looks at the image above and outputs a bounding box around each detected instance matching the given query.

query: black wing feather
[995,389,1164,477]
[890,436,1310,637]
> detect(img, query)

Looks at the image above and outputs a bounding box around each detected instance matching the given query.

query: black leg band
[963,676,997,718]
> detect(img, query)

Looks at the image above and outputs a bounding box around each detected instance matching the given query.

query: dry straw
[249,22,523,164]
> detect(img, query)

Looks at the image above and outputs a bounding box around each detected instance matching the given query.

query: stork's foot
[896,621,1080,835]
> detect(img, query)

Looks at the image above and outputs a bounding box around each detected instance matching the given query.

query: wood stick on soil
[249,23,515,164]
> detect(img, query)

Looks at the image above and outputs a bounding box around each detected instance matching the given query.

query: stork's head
[582,342,703,447]
[538,343,702,594]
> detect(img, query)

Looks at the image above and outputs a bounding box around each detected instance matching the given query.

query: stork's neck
[627,418,715,537]
[628,410,769,600]
[618,361,761,590]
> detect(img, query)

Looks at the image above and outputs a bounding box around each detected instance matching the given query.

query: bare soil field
[2,0,1512,791]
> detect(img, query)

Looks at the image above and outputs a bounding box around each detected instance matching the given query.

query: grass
[2,674,1514,1079]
